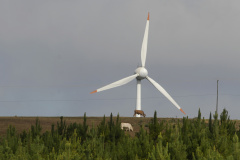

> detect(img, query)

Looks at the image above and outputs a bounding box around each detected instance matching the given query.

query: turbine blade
[141,12,149,67]
[90,74,138,94]
[146,76,186,115]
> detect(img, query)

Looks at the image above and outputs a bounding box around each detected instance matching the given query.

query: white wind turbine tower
[91,13,186,117]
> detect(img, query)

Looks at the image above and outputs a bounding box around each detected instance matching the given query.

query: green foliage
[0,109,239,159]
[31,117,42,139]
[209,112,213,134]
[149,111,164,143]
[57,116,66,136]
[148,133,170,160]
[136,125,152,159]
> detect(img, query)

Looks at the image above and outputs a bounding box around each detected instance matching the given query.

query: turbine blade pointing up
[146,76,186,115]
[90,74,139,94]
[141,12,149,67]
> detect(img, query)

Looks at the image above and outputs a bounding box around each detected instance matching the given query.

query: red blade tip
[180,108,186,115]
[90,90,97,94]
[147,12,150,20]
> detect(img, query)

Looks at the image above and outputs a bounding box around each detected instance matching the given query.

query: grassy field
[0,116,239,138]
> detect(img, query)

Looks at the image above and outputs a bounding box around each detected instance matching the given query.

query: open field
[0,116,177,137]
[0,116,240,138]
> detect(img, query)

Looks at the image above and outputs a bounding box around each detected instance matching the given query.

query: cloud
[0,0,240,118]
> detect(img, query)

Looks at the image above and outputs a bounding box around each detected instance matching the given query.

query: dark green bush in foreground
[0,109,240,160]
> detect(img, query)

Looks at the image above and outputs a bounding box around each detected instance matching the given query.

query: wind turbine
[91,13,186,117]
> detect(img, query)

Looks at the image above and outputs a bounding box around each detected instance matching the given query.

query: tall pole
[136,80,141,117]
[216,80,219,114]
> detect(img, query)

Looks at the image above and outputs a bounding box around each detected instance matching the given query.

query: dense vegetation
[0,109,240,160]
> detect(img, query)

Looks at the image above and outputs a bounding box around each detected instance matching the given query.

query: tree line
[0,109,240,160]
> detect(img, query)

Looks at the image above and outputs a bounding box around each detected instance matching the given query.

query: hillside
[1,116,240,138]
[0,116,181,137]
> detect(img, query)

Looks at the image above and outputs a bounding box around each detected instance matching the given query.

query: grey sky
[1,1,240,119]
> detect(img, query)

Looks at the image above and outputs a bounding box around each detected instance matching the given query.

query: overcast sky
[1,1,240,119]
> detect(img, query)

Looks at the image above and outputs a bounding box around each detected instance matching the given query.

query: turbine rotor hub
[135,67,148,80]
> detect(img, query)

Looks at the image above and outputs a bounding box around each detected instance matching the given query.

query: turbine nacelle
[135,67,148,80]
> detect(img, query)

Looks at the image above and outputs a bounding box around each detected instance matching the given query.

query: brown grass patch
[0,117,239,138]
